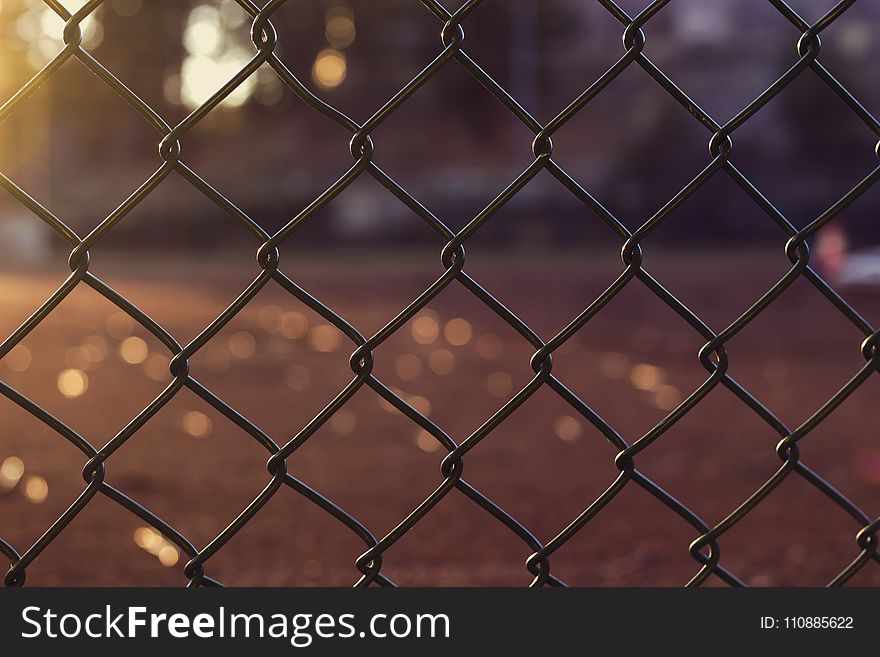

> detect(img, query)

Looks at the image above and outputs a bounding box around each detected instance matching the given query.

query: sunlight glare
[180,50,256,110]
[183,5,223,57]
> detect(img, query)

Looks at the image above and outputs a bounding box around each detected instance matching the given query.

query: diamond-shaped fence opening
[0,0,878,587]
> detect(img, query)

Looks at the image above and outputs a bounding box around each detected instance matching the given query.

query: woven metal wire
[1,0,879,587]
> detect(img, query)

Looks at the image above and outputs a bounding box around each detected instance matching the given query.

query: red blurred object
[815,222,848,279]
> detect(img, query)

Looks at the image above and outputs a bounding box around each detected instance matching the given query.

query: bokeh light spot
[395,354,422,381]
[58,369,88,398]
[228,331,256,359]
[24,475,48,504]
[308,325,341,353]
[4,344,32,372]
[443,318,473,347]
[554,416,582,443]
[630,363,663,392]
[427,348,455,375]
[487,371,513,397]
[120,336,148,365]
[311,49,347,90]
[415,430,440,453]
[182,411,213,438]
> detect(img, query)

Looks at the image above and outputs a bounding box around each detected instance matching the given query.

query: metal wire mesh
[1,0,879,588]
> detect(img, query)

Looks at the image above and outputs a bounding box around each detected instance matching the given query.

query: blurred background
[1,0,879,587]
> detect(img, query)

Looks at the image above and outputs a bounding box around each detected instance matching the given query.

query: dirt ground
[1,249,879,587]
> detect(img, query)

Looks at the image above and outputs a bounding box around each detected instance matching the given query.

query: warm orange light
[4,344,31,372]
[330,409,356,434]
[311,49,347,90]
[412,315,439,345]
[0,456,24,489]
[630,363,663,391]
[158,545,179,567]
[308,325,341,353]
[279,311,309,339]
[227,331,256,359]
[554,416,582,443]
[24,475,49,503]
[81,335,108,363]
[58,369,88,398]
[120,336,148,364]
[443,318,472,347]
[395,354,422,381]
[599,352,627,379]
[182,411,212,438]
[415,430,440,453]
[475,333,503,360]
[285,364,311,391]
[408,395,432,417]
[133,526,179,566]
[325,14,355,49]
[427,349,455,375]
[654,385,682,411]
[106,312,134,339]
[486,371,513,397]
[258,305,283,332]
[144,354,170,381]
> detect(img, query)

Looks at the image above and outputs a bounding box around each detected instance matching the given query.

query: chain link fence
[1,0,879,587]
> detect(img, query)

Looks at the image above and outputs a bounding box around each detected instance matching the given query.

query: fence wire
[1,0,879,587]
